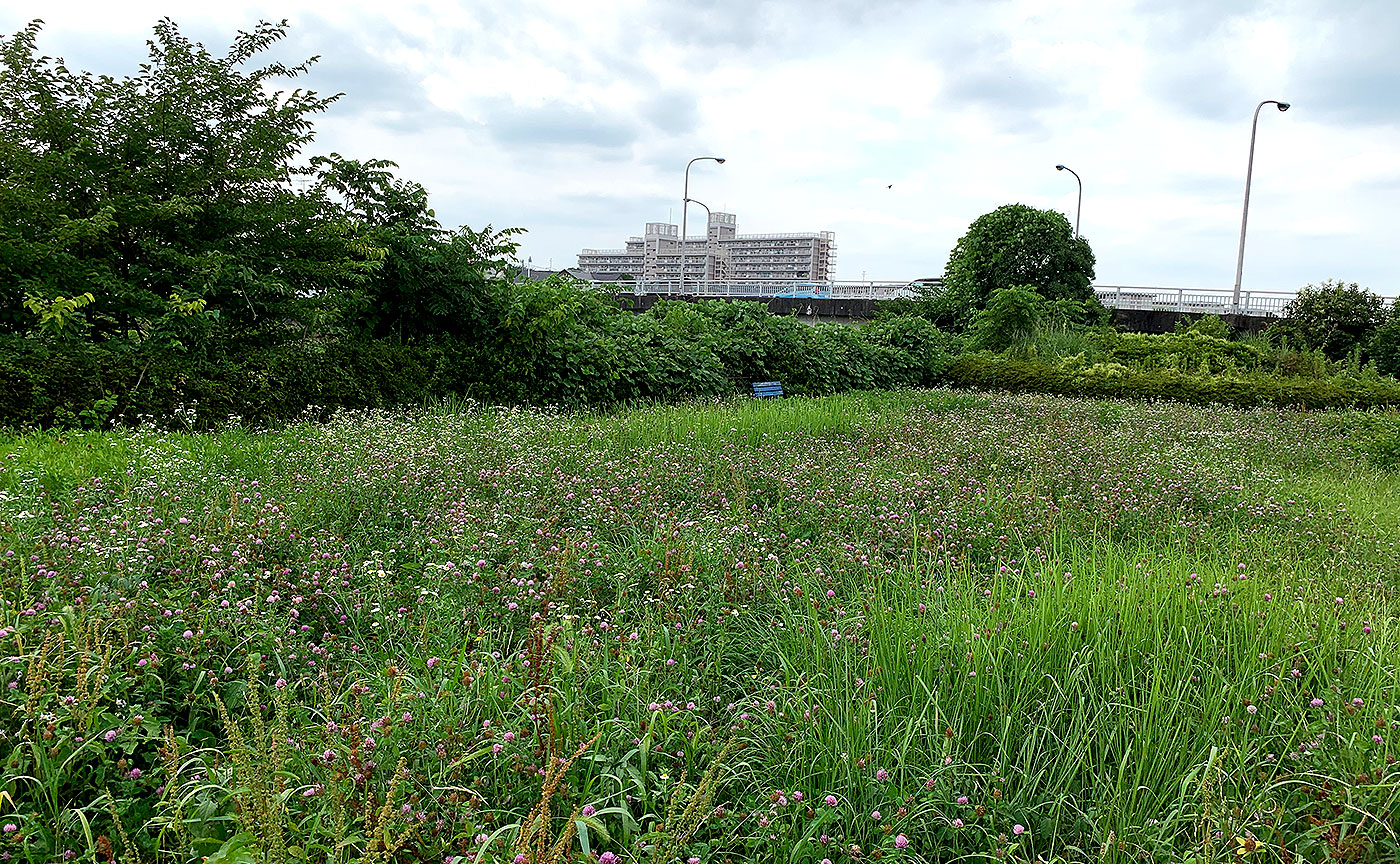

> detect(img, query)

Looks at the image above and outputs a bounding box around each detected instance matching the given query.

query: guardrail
[1093,285,1294,317]
[600,279,1298,316]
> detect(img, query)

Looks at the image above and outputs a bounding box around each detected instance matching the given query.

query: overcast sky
[4,0,1398,293]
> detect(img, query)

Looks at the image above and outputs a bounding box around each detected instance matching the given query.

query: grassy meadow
[0,390,1397,864]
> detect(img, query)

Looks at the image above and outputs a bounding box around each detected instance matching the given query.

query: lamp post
[684,197,714,293]
[1055,164,1082,239]
[682,156,724,292]
[1232,100,1290,313]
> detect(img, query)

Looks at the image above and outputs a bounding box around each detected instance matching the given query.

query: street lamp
[1055,164,1082,239]
[1232,100,1290,313]
[682,156,724,292]
[684,197,714,293]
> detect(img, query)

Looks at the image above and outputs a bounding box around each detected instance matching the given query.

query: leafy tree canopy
[314,154,526,342]
[929,203,1097,329]
[1269,279,1390,362]
[0,18,388,345]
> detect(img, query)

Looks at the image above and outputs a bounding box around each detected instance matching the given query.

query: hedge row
[0,305,964,429]
[946,353,1400,410]
[8,308,1400,431]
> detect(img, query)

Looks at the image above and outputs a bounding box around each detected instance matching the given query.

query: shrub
[1098,330,1269,375]
[1269,280,1389,361]
[1175,314,1232,340]
[969,286,1044,352]
[1369,303,1400,378]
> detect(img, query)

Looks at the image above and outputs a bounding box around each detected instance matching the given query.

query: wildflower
[952,818,964,828]
[599,853,618,864]
[825,795,838,807]
[1352,698,1364,707]
[182,630,193,639]
[956,796,968,805]
[895,834,909,849]
[1014,824,1026,835]
[582,804,596,817]
[2,825,14,833]
[275,678,287,690]
[127,768,142,779]
[1246,705,1257,715]
[1310,698,1324,708]
[104,730,118,742]
[876,768,889,781]
[792,791,804,802]
[871,810,881,821]
[426,657,439,668]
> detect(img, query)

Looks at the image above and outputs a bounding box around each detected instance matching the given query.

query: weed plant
[0,391,1396,863]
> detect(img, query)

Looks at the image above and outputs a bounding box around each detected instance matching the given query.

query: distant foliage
[931,204,1098,329]
[1174,314,1232,341]
[1269,280,1389,362]
[946,352,1400,409]
[1367,300,1400,378]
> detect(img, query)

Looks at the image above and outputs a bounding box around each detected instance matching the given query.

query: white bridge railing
[1093,285,1294,317]
[603,279,1296,317]
[618,280,917,300]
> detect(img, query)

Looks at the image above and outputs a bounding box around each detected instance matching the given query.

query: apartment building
[577,212,836,284]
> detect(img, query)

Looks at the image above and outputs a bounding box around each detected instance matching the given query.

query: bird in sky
[887,184,893,189]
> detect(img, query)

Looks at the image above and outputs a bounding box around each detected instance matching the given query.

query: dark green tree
[929,203,1097,329]
[0,19,382,346]
[313,154,524,341]
[1371,300,1400,378]
[1269,280,1389,362]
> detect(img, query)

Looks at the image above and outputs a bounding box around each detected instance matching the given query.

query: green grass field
[1,390,1396,863]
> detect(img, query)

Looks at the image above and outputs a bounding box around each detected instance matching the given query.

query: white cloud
[4,0,1398,293]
